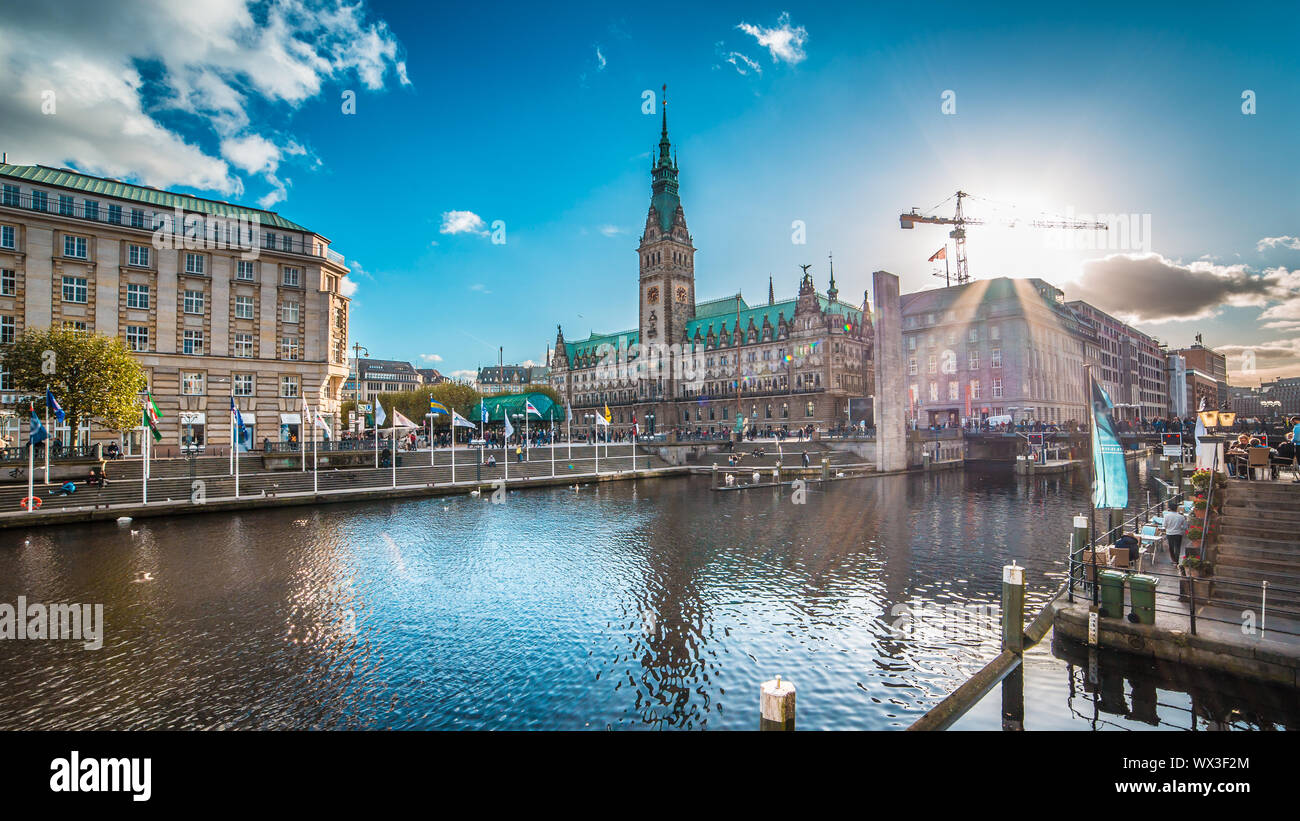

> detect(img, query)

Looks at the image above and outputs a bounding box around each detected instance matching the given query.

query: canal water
[0,464,1292,730]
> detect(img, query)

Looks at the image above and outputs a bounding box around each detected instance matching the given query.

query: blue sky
[4,1,1299,380]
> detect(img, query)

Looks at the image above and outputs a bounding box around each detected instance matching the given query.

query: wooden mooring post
[760,676,796,731]
[1002,562,1025,654]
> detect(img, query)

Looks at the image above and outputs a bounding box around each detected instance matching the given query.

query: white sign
[1162,444,1182,458]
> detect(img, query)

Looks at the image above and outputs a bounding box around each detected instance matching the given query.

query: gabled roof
[0,163,311,232]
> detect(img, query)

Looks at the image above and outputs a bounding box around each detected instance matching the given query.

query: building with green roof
[545,100,876,436]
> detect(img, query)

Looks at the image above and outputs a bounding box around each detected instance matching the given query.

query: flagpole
[312,400,319,495]
[43,395,50,485]
[26,410,34,510]
[566,408,571,460]
[550,411,555,478]
[391,414,396,488]
[234,414,240,498]
[374,403,379,469]
[142,405,149,506]
[450,418,456,484]
[229,385,235,475]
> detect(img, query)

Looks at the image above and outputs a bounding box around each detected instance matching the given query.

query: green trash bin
[1129,573,1159,625]
[1098,569,1126,619]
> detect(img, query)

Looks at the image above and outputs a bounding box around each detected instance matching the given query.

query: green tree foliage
[4,327,148,435]
[367,383,484,429]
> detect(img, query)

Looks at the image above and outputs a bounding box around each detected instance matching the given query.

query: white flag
[374,400,387,428]
[393,409,418,429]
[595,414,610,426]
[315,409,332,438]
[503,413,515,438]
[451,410,475,429]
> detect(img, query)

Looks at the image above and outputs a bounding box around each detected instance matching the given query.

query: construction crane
[900,190,1109,286]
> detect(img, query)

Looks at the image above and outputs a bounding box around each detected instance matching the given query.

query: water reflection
[0,463,1214,730]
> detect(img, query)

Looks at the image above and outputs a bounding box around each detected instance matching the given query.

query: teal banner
[1089,376,1129,509]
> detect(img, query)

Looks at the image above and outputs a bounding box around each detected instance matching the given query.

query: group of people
[1225,423,1300,482]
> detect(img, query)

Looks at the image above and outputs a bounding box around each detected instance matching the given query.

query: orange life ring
[20,496,42,510]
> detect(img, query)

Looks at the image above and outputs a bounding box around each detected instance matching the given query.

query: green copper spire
[649,84,680,234]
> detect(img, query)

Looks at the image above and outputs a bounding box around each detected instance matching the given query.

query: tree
[4,327,147,437]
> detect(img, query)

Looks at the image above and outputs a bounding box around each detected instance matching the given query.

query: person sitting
[486,453,497,467]
[1270,433,1295,479]
[1225,434,1251,477]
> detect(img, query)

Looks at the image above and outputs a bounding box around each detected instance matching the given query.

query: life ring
[20,496,42,510]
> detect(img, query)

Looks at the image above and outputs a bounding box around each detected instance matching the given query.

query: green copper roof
[686,298,796,342]
[0,164,310,232]
[565,329,639,363]
[694,293,749,317]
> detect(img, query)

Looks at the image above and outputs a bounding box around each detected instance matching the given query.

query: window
[992,379,1004,399]
[63,235,88,259]
[990,325,1000,341]
[233,373,254,396]
[281,337,300,360]
[0,366,9,391]
[236,260,255,280]
[185,253,205,275]
[948,381,959,401]
[805,400,814,417]
[0,315,14,344]
[59,195,74,216]
[30,191,47,211]
[182,372,205,395]
[929,382,938,402]
[0,225,13,249]
[85,200,99,221]
[183,289,205,314]
[263,231,276,249]
[281,301,299,323]
[968,351,980,370]
[1,185,18,207]
[1,269,13,296]
[183,329,205,355]
[927,355,937,374]
[61,276,88,303]
[281,376,299,398]
[126,283,149,309]
[908,358,917,376]
[62,320,86,332]
[969,327,978,343]
[971,380,981,400]
[130,208,145,229]
[282,267,300,287]
[128,244,150,267]
[281,235,292,251]
[107,204,121,225]
[125,325,149,351]
[234,296,254,319]
[233,332,254,358]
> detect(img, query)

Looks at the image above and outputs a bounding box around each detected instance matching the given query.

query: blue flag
[480,401,488,424]
[230,397,248,451]
[429,399,449,416]
[1089,375,1129,509]
[45,389,65,424]
[28,408,48,446]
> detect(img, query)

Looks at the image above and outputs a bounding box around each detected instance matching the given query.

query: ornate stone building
[548,107,874,436]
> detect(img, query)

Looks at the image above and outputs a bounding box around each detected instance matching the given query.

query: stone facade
[547,110,874,436]
[0,164,350,454]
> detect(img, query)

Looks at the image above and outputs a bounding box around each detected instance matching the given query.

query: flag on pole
[603,404,611,424]
[429,399,450,416]
[392,409,418,429]
[314,408,331,438]
[28,404,49,446]
[480,400,488,425]
[374,399,387,428]
[144,393,163,442]
[631,414,639,438]
[928,246,947,262]
[451,410,475,429]
[1088,374,1129,509]
[503,413,515,438]
[45,390,65,424]
[595,413,609,427]
[524,399,541,417]
[230,397,248,451]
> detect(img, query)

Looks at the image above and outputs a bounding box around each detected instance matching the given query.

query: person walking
[1162,500,1189,564]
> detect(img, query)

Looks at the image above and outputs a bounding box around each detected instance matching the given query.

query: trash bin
[1129,573,1159,625]
[1098,569,1126,619]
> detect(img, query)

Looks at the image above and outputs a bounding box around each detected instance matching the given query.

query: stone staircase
[1213,480,1300,614]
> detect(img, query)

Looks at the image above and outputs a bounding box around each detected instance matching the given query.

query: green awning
[476,392,561,422]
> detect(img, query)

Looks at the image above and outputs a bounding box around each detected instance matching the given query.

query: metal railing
[0,444,99,464]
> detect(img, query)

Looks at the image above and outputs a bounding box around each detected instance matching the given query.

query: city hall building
[547,109,875,435]
[0,162,351,454]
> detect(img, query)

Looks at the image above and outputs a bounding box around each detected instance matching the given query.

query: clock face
[647,286,659,304]
[676,286,688,303]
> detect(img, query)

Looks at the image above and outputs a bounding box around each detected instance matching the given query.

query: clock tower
[638,90,695,403]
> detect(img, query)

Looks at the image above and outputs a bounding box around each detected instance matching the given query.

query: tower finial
[827,252,838,301]
[768,274,774,306]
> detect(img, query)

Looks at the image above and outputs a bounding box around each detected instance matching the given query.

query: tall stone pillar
[872,270,907,472]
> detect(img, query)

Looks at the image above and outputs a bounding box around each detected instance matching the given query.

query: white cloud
[1219,337,1300,381]
[598,224,624,237]
[0,0,408,205]
[736,12,808,65]
[1257,236,1300,252]
[347,260,376,280]
[468,283,491,294]
[440,210,488,236]
[596,46,607,71]
[339,276,358,297]
[450,369,476,380]
[720,50,761,76]
[419,353,443,363]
